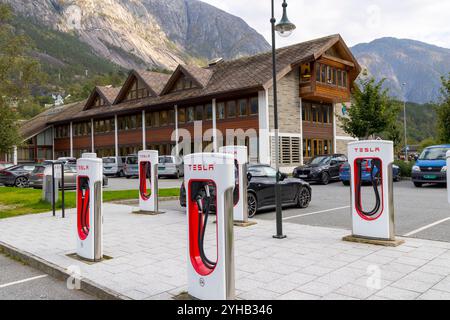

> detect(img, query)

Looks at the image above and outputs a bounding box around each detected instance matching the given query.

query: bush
[394,160,414,177]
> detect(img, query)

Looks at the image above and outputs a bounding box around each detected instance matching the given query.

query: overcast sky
[200,0,450,48]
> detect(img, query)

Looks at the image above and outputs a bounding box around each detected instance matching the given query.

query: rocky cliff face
[2,0,270,70]
[351,38,450,103]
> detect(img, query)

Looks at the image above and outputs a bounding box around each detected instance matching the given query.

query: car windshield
[32,166,45,174]
[310,156,331,165]
[103,158,116,164]
[249,166,277,177]
[419,147,450,160]
[159,157,174,164]
[126,157,138,165]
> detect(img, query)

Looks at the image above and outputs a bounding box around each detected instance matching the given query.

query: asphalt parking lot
[160,180,450,243]
[0,253,94,300]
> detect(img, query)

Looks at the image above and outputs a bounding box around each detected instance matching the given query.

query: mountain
[2,0,270,70]
[351,38,450,104]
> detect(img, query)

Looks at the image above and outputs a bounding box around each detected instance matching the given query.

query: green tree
[0,4,43,153]
[339,74,400,140]
[436,73,450,143]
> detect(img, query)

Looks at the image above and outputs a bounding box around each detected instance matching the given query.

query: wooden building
[10,34,361,171]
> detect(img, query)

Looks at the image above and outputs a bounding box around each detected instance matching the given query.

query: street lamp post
[271,0,296,239]
[402,82,408,161]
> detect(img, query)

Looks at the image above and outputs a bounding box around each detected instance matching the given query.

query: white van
[102,156,125,177]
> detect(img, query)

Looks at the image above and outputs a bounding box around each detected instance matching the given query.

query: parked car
[123,155,139,178]
[0,164,37,187]
[292,154,348,185]
[103,156,125,177]
[339,161,401,186]
[411,144,450,187]
[158,156,184,178]
[28,164,108,189]
[179,164,312,218]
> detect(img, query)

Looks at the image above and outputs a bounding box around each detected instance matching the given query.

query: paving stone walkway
[1,204,450,300]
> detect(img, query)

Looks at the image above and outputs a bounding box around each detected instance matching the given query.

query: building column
[212,99,217,152]
[258,90,270,165]
[91,118,95,153]
[142,110,146,150]
[114,115,119,158]
[299,98,304,165]
[69,122,73,158]
[13,146,17,165]
[52,125,55,160]
[333,103,337,153]
[174,105,179,156]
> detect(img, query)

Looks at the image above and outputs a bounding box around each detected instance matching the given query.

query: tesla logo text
[189,164,215,171]
[77,165,89,171]
[354,147,381,153]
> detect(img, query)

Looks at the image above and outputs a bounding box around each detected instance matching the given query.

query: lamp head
[275,1,296,38]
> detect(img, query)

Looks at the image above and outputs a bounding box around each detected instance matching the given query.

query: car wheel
[126,175,131,179]
[342,181,350,186]
[15,176,28,188]
[247,193,258,218]
[414,182,422,188]
[320,172,330,185]
[297,187,311,208]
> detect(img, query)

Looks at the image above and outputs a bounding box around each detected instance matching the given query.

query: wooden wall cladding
[303,122,333,139]
[94,133,115,147]
[118,129,142,146]
[54,138,70,151]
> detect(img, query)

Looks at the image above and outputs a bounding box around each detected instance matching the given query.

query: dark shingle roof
[137,71,171,96]
[97,86,121,104]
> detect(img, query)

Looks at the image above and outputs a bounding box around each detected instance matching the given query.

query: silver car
[124,155,139,179]
[158,156,184,178]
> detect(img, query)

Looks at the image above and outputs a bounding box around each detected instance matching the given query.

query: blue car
[411,145,450,187]
[339,160,400,186]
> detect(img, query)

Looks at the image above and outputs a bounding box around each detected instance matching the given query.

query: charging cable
[139,162,152,201]
[78,178,90,236]
[355,159,381,217]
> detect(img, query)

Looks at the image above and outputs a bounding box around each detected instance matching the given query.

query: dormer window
[126,78,151,101]
[173,75,195,92]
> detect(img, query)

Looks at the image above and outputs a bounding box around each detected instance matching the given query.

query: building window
[168,109,175,125]
[227,101,236,118]
[178,108,186,124]
[118,114,142,130]
[205,104,213,120]
[303,138,333,158]
[160,110,168,126]
[250,97,258,115]
[126,78,150,101]
[195,105,204,121]
[55,125,69,138]
[238,99,248,117]
[187,107,195,122]
[217,102,225,120]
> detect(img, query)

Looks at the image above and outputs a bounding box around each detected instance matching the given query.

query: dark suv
[293,154,348,185]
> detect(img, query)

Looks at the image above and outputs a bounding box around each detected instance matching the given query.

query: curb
[109,196,179,206]
[0,241,130,300]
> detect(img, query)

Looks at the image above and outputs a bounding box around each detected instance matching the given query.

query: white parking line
[0,275,48,289]
[283,206,350,221]
[403,217,450,237]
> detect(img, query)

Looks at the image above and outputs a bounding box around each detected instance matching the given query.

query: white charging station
[348,140,395,241]
[219,146,249,223]
[76,154,103,261]
[138,150,159,213]
[447,150,450,204]
[184,153,235,300]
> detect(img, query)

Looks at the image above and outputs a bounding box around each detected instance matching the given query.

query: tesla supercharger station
[138,150,159,213]
[184,153,235,300]
[76,154,103,261]
[218,146,250,224]
[447,151,450,204]
[347,140,397,242]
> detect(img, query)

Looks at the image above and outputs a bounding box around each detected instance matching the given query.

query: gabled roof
[39,34,361,125]
[84,86,120,110]
[137,70,171,96]
[160,64,213,95]
[114,70,171,104]
[20,101,86,141]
